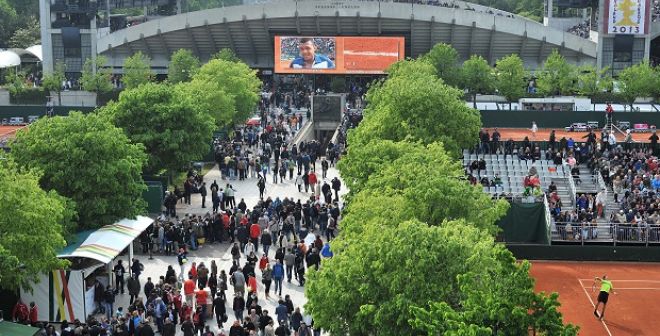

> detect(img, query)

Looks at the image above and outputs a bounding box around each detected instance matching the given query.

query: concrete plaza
[118,163,346,335]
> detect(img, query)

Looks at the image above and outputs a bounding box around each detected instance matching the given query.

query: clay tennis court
[0,125,23,138]
[484,127,655,143]
[531,261,660,335]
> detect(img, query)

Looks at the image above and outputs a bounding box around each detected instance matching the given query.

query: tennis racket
[591,280,597,293]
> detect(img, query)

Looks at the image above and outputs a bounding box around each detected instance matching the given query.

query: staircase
[575,166,599,194]
[551,176,574,206]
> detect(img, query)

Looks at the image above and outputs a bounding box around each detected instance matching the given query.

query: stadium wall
[507,244,660,262]
[481,110,660,128]
[0,106,95,119]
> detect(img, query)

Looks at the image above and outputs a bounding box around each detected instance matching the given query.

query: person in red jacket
[184,275,196,307]
[28,302,38,326]
[308,171,318,191]
[11,300,29,324]
[249,223,261,246]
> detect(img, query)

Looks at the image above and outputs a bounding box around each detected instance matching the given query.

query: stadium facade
[39,0,658,76]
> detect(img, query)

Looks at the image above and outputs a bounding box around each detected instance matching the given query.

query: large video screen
[274,36,405,74]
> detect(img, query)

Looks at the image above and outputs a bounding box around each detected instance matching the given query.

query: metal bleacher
[462,151,571,195]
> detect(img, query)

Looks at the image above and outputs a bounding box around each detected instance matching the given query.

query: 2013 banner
[606,0,650,35]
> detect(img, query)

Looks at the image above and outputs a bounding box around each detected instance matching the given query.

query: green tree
[536,50,577,96]
[102,82,216,175]
[461,55,495,108]
[213,48,241,62]
[338,141,508,234]
[168,49,200,84]
[495,54,527,109]
[122,51,154,89]
[80,56,113,94]
[9,16,40,48]
[349,60,481,156]
[174,79,235,129]
[618,60,657,110]
[411,248,579,335]
[0,0,18,45]
[42,62,66,105]
[193,59,261,124]
[577,65,613,110]
[10,112,147,229]
[306,220,502,336]
[0,159,70,291]
[421,43,460,87]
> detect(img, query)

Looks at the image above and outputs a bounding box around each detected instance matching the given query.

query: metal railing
[543,193,553,244]
[564,163,577,204]
[553,222,660,246]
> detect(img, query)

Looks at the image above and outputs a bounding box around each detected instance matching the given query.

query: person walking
[262,263,273,299]
[272,260,285,297]
[113,260,126,294]
[127,275,140,304]
[200,182,208,208]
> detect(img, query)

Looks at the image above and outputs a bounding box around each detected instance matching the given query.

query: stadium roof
[96,0,597,73]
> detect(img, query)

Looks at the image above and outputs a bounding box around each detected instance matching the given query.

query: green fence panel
[143,181,164,215]
[481,110,660,129]
[497,202,549,244]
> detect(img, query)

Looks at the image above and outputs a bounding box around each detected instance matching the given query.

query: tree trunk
[473,93,477,109]
[57,91,62,106]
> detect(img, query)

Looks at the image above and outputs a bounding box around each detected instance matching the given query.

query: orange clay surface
[530,261,660,335]
[484,127,654,143]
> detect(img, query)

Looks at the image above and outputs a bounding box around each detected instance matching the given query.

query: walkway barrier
[553,222,660,246]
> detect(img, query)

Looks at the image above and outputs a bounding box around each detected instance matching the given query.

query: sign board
[605,0,650,35]
[275,36,405,74]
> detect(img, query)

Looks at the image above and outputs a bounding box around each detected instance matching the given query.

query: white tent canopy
[58,216,154,264]
[25,45,43,61]
[0,50,21,68]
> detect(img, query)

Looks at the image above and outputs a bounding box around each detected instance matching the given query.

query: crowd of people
[567,20,591,39]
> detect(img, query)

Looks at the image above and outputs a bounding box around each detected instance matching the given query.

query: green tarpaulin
[0,322,39,336]
[497,202,549,244]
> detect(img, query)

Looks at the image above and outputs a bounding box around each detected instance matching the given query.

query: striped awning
[58,216,153,264]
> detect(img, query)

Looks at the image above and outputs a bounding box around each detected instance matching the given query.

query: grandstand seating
[461,151,571,195]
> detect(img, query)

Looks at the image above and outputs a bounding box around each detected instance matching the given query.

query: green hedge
[10,89,48,105]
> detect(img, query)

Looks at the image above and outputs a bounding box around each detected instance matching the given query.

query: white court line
[578,279,613,336]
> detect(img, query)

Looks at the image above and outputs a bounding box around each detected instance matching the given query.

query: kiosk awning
[58,216,153,264]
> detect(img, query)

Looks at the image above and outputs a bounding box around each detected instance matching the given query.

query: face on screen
[299,40,316,63]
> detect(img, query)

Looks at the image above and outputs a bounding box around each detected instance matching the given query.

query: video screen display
[274,36,405,74]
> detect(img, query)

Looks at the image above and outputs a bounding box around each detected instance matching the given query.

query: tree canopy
[122,52,154,89]
[337,140,508,234]
[495,54,527,108]
[618,60,657,109]
[306,220,503,336]
[193,59,261,124]
[536,50,577,96]
[80,56,113,94]
[461,55,495,108]
[168,49,200,84]
[10,112,148,229]
[102,82,216,174]
[0,159,69,290]
[420,43,461,87]
[349,59,481,156]
[411,249,579,335]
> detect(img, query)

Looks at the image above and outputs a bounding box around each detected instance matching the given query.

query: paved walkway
[120,163,346,335]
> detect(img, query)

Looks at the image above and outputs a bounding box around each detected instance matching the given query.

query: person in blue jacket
[272,260,285,297]
[289,38,335,69]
